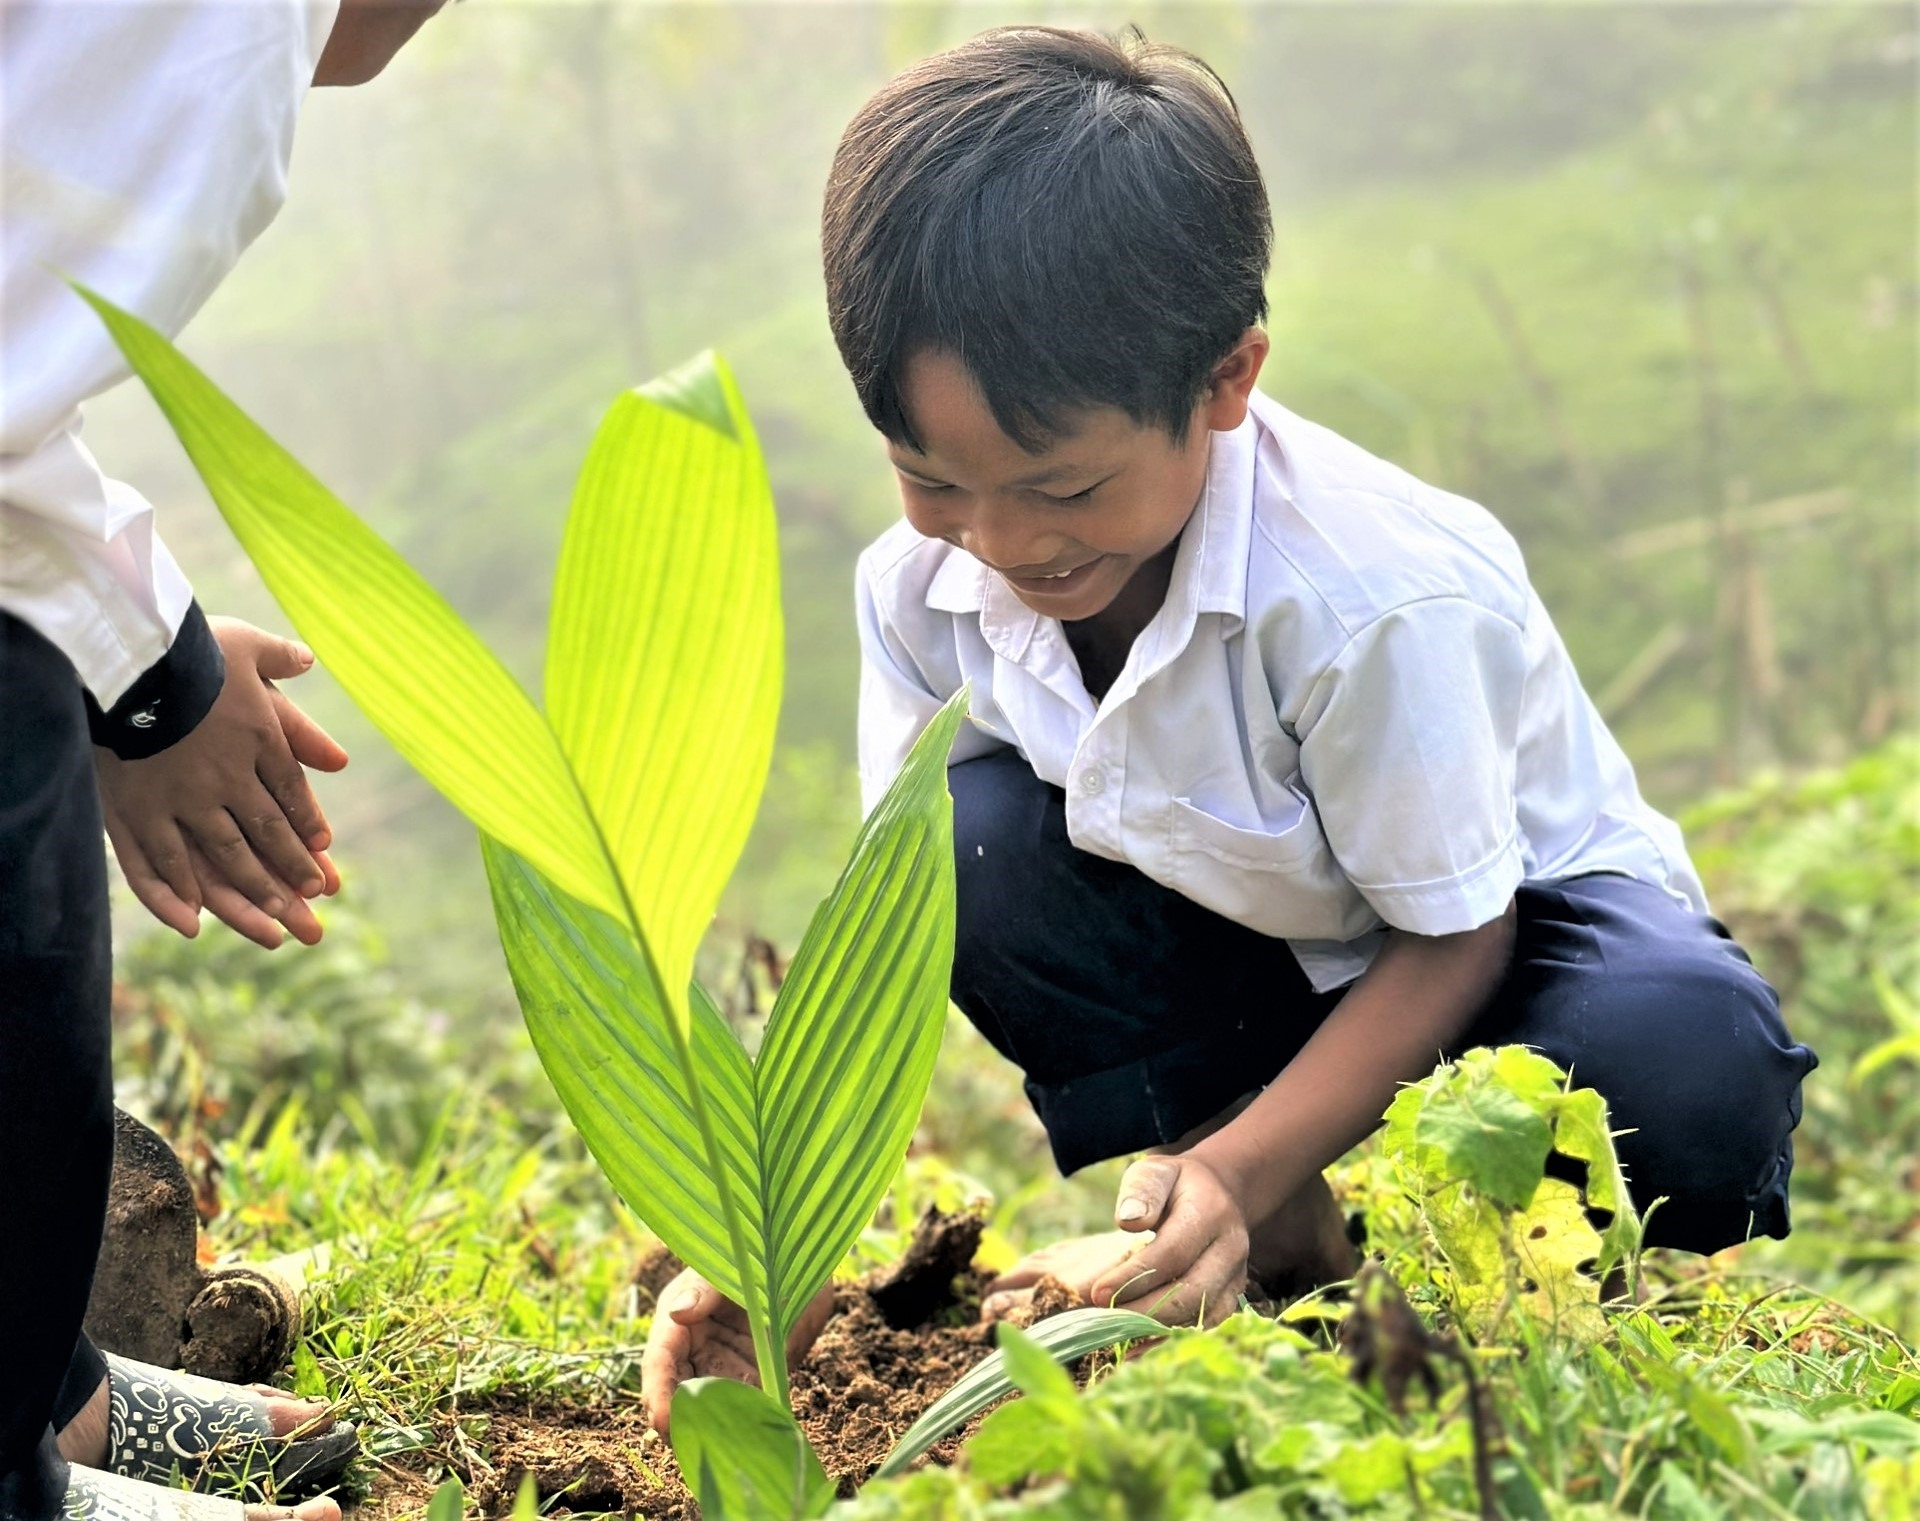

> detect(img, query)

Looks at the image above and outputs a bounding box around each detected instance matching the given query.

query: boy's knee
[1585,951,1815,1248]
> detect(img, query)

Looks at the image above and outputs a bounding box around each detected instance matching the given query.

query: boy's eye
[1045,484,1101,505]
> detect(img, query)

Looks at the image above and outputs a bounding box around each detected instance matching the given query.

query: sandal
[103,1353,357,1501]
[61,1464,242,1520]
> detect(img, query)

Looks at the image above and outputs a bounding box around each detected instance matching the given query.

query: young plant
[84,292,961,1451]
[1380,1045,1643,1340]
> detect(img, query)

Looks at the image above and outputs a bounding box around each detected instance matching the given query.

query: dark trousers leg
[1461,877,1816,1253]
[0,614,115,1521]
[951,750,1340,1175]
[948,751,1815,1256]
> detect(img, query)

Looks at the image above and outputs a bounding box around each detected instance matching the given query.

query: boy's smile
[889,344,1267,627]
[891,351,1215,625]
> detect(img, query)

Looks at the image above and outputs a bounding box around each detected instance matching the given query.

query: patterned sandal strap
[102,1352,357,1503]
[104,1354,273,1495]
[61,1464,242,1521]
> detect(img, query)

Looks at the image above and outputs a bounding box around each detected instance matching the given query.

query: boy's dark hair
[822,26,1271,453]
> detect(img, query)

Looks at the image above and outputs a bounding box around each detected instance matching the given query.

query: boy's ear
[1200,329,1270,433]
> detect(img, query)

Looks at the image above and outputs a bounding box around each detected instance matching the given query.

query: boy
[640,25,1815,1425]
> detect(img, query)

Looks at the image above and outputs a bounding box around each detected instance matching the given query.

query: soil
[355,1207,1055,1519]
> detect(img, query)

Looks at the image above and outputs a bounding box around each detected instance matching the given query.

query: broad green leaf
[1550,1085,1641,1271]
[1412,1064,1551,1210]
[874,1306,1165,1479]
[80,286,615,919]
[965,1397,1078,1488]
[510,1474,540,1521]
[1507,1177,1608,1339]
[425,1479,464,1521]
[754,693,969,1338]
[1326,1425,1473,1506]
[669,1378,834,1521]
[545,353,780,1032]
[482,838,765,1304]
[1387,1048,1634,1338]
[1489,1044,1570,1106]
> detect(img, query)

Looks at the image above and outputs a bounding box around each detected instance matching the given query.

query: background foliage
[86,0,1915,998]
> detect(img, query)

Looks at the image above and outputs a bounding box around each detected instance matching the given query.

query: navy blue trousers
[948,749,1816,1256]
[1,614,117,1521]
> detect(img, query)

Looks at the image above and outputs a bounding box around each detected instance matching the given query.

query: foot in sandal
[61,1463,340,1520]
[56,1353,357,1504]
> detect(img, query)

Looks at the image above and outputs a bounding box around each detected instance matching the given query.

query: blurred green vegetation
[1685,740,1920,1335]
[84,2,1914,1001]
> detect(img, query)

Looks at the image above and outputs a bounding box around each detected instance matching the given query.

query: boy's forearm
[1187,902,1518,1226]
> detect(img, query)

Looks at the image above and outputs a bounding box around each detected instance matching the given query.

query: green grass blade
[753,693,969,1339]
[669,1379,834,1521]
[873,1307,1167,1479]
[544,353,781,1035]
[482,838,765,1302]
[78,285,616,919]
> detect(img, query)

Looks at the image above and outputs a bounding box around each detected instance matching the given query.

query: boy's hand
[979,1231,1145,1322]
[640,1268,836,1437]
[96,617,348,948]
[1086,1154,1250,1328]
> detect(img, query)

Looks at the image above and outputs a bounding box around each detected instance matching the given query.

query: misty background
[85,2,1916,1014]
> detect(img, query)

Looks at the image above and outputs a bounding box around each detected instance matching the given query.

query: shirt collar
[919,402,1265,663]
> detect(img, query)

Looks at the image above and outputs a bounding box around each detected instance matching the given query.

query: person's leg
[950,749,1343,1175]
[1464,874,1817,1255]
[949,749,1360,1295]
[0,613,115,1521]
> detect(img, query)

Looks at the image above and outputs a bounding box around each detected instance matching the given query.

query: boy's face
[889,345,1262,624]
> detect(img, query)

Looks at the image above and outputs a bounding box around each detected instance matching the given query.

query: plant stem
[575,791,790,1411]
[676,1029,789,1407]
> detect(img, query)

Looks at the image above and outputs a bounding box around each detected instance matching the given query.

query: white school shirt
[855,389,1706,993]
[1,0,337,708]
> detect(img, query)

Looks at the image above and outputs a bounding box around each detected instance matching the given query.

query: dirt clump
[997,1272,1086,1328]
[364,1206,1025,1517]
[629,1243,687,1318]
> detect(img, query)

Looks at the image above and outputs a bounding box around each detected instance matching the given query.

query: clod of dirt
[630,1243,686,1316]
[998,1272,1086,1329]
[475,1403,693,1521]
[83,1109,305,1384]
[867,1205,985,1329]
[181,1265,299,1381]
[371,1208,1067,1517]
[84,1108,200,1369]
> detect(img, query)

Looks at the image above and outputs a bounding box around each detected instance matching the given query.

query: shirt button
[1079,769,1106,796]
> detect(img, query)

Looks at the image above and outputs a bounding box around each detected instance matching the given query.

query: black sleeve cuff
[86,602,226,759]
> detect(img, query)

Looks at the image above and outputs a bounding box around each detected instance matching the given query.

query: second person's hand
[97,617,347,946]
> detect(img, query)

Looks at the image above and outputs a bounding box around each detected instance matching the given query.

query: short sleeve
[1297,597,1528,935]
[854,550,998,814]
[0,0,335,704]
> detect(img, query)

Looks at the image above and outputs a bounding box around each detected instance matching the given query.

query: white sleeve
[0,0,337,705]
[1297,597,1529,936]
[853,550,1005,814]
[855,553,952,816]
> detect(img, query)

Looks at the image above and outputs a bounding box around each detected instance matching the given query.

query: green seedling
[87,290,1152,1514]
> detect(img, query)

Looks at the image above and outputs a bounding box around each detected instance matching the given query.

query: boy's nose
[960,497,1050,575]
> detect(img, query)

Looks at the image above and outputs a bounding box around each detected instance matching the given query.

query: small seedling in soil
[89,291,1159,1518]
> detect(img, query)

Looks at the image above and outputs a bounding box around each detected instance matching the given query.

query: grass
[114,737,1919,1517]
